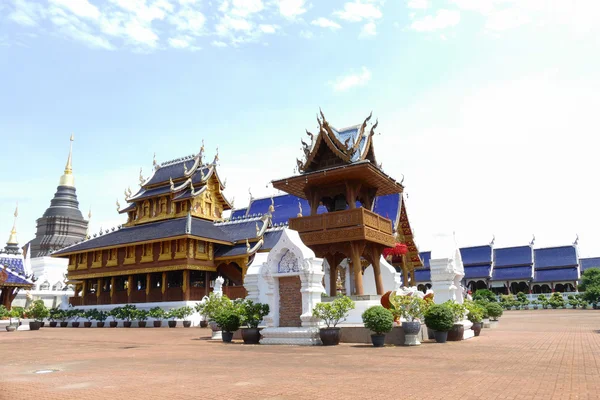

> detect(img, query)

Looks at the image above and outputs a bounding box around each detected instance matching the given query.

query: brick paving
[1,310,599,400]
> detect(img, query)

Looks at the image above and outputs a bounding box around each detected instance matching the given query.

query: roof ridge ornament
[139,168,145,186]
[153,153,159,170]
[530,234,535,246]
[185,211,192,234]
[297,201,303,218]
[116,199,120,212]
[573,234,579,246]
[489,235,495,246]
[213,147,219,165]
[269,196,275,214]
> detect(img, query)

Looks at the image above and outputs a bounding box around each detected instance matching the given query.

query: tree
[579,268,600,292]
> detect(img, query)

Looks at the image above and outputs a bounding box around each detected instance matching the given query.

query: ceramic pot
[168,321,177,328]
[153,321,162,328]
[490,320,499,329]
[241,328,262,344]
[426,326,435,339]
[6,325,16,332]
[200,321,208,328]
[29,321,42,331]
[447,324,464,341]
[138,321,147,328]
[84,322,92,328]
[222,331,234,343]
[109,321,118,328]
[402,321,421,346]
[123,321,132,328]
[40,322,45,327]
[71,322,80,328]
[433,331,448,343]
[96,322,105,328]
[370,334,386,347]
[319,328,341,346]
[49,322,58,327]
[472,322,482,337]
[183,321,191,328]
[60,322,68,327]
[482,318,490,328]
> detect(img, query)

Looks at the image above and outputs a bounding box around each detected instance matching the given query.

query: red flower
[383,243,408,258]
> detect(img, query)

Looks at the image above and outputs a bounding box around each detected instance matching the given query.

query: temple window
[167,271,183,288]
[115,276,127,292]
[197,241,206,253]
[102,278,111,292]
[141,243,153,262]
[159,241,172,261]
[190,270,205,288]
[134,274,146,291]
[205,201,212,216]
[150,273,162,289]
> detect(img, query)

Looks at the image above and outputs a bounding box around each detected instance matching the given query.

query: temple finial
[297,201,303,218]
[59,134,75,187]
[6,203,18,245]
[269,195,275,213]
[116,199,121,212]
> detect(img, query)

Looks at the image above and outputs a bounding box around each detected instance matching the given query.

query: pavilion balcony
[288,207,396,247]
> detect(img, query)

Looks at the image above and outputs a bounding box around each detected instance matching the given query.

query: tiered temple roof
[533,246,579,283]
[492,246,534,281]
[461,245,493,280]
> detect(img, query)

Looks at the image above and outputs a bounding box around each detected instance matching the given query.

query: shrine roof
[492,265,534,281]
[534,267,579,282]
[460,245,493,266]
[0,255,26,275]
[419,251,431,268]
[215,216,268,243]
[464,264,492,279]
[494,246,533,267]
[262,230,284,250]
[52,216,234,256]
[534,246,578,269]
[213,243,249,259]
[580,257,600,271]
[372,193,401,231]
[0,256,34,287]
[414,268,431,282]
[144,156,197,187]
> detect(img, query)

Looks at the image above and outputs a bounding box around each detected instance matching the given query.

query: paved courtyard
[1,310,599,400]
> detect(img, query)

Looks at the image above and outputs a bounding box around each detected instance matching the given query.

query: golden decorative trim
[161,272,166,294]
[146,273,151,295]
[106,259,118,267]
[96,278,101,298]
[182,270,188,294]
[82,280,87,297]
[127,275,132,296]
[0,282,34,288]
[68,264,217,280]
[158,253,172,261]
[140,255,153,263]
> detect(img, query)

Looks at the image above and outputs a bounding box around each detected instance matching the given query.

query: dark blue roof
[414,268,431,282]
[217,219,264,243]
[214,243,248,259]
[262,230,284,250]
[534,267,578,282]
[130,185,172,201]
[534,246,578,269]
[464,264,492,279]
[419,251,431,268]
[0,256,25,275]
[580,257,600,271]
[372,194,401,231]
[460,245,492,266]
[492,266,533,281]
[231,208,248,219]
[494,246,533,267]
[145,158,197,186]
[53,217,234,254]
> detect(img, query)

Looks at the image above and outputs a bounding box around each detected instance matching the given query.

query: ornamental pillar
[161,272,167,301]
[97,278,102,298]
[146,273,151,296]
[183,270,190,301]
[110,277,115,303]
[127,275,133,302]
[350,242,364,296]
[371,253,384,295]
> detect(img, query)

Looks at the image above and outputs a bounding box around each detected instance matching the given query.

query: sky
[1,0,600,257]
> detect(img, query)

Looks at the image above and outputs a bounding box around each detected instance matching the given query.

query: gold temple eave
[51,234,233,257]
[68,264,217,280]
[0,282,34,288]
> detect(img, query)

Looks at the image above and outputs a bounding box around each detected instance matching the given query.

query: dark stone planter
[370,334,386,347]
[168,321,177,328]
[242,328,262,344]
[200,321,208,328]
[6,325,16,332]
[472,322,482,337]
[97,322,105,328]
[84,322,92,328]
[29,321,42,331]
[123,321,132,328]
[447,324,464,341]
[183,321,191,328]
[138,321,147,328]
[40,322,45,327]
[434,331,448,343]
[109,321,118,328]
[319,327,341,346]
[222,331,234,343]
[533,305,538,310]
[71,322,80,328]
[49,322,58,327]
[154,321,162,328]
[60,322,68,327]
[402,321,421,335]
[427,326,435,340]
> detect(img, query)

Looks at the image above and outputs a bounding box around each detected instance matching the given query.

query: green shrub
[10,306,25,318]
[178,306,194,321]
[0,305,9,319]
[27,300,49,322]
[464,300,484,323]
[472,289,496,303]
[134,309,149,321]
[83,309,97,322]
[444,300,467,322]
[48,307,61,322]
[213,309,241,333]
[239,300,270,329]
[94,309,108,322]
[67,308,83,321]
[424,304,454,332]
[195,293,232,321]
[109,307,122,321]
[486,303,503,320]
[548,292,565,309]
[148,307,165,320]
[312,294,355,328]
[120,304,138,322]
[516,292,529,307]
[362,306,394,335]
[388,294,426,322]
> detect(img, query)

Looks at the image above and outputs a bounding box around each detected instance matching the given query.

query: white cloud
[221,0,264,18]
[259,24,278,34]
[170,7,206,36]
[211,40,228,47]
[168,35,200,50]
[50,0,100,20]
[360,21,377,37]
[299,30,314,39]
[123,20,160,47]
[278,0,306,18]
[216,15,253,36]
[48,6,114,49]
[411,9,461,32]
[311,17,341,30]
[334,0,383,22]
[8,0,45,27]
[330,66,371,92]
[485,7,529,31]
[407,0,430,10]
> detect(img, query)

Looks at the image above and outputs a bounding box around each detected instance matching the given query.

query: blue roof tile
[0,256,25,275]
[262,230,284,250]
[464,264,492,279]
[580,257,600,271]
[460,245,492,266]
[231,208,248,219]
[419,251,431,268]
[372,193,401,231]
[534,246,578,269]
[414,268,431,282]
[145,158,196,186]
[492,266,533,281]
[534,267,578,282]
[494,246,533,267]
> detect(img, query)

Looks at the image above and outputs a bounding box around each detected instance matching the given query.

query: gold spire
[6,203,18,245]
[59,134,75,187]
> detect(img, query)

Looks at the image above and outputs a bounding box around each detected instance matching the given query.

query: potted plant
[57,309,69,327]
[120,304,137,328]
[567,295,579,309]
[149,307,165,327]
[27,300,49,331]
[11,307,24,325]
[486,302,503,328]
[213,308,241,343]
[0,305,8,321]
[389,293,425,346]
[239,300,270,344]
[516,292,529,310]
[445,301,467,341]
[312,294,355,346]
[135,309,149,327]
[195,293,232,336]
[178,306,194,328]
[68,308,82,327]
[465,301,484,336]
[424,304,454,343]
[531,300,539,310]
[167,308,180,328]
[548,292,565,309]
[538,294,548,309]
[109,307,121,328]
[48,307,60,327]
[362,306,394,347]
[81,309,95,327]
[94,310,108,327]
[6,313,19,332]
[475,300,491,328]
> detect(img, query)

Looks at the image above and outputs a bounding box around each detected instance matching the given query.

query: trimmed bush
[486,303,503,321]
[362,306,394,335]
[424,304,454,332]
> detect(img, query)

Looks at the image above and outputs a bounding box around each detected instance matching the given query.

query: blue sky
[1,0,600,256]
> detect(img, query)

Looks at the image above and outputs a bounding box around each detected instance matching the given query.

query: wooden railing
[289,207,392,234]
[69,297,82,307]
[130,290,146,303]
[84,293,97,306]
[223,286,247,300]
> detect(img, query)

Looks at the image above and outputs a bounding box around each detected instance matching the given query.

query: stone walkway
[1,310,599,400]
